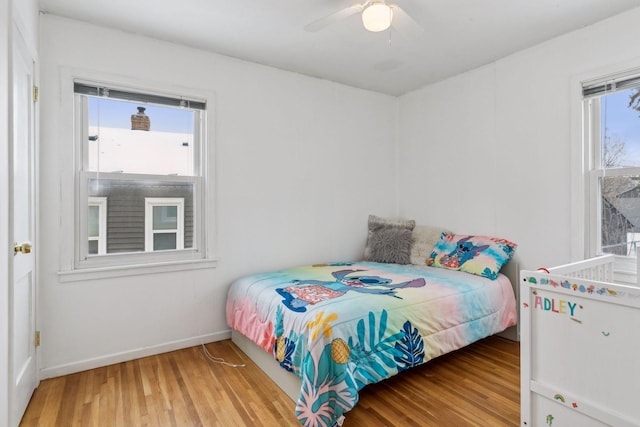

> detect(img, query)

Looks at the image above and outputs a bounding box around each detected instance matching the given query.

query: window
[88,197,107,255]
[74,81,208,269]
[583,72,640,261]
[145,198,184,252]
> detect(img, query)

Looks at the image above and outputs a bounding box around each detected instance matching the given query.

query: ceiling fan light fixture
[362,3,393,32]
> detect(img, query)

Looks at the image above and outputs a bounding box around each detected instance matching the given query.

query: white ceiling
[38,0,640,96]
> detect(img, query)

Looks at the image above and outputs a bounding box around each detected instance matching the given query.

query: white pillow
[410,225,451,265]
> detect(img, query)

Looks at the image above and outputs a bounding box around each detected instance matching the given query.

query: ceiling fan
[304,0,423,36]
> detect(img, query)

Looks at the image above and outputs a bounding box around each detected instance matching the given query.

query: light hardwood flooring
[20,335,519,426]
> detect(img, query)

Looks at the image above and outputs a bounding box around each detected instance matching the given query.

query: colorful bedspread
[226,262,517,427]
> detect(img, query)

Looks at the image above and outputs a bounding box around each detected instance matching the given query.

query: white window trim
[585,97,599,258]
[145,197,185,252]
[56,68,217,282]
[88,196,107,255]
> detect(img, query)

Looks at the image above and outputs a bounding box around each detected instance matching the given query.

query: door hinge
[35,331,41,347]
[33,86,39,103]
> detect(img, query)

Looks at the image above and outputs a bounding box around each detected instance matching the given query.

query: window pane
[88,178,194,253]
[88,205,100,237]
[153,205,177,230]
[87,97,195,175]
[601,89,640,169]
[88,240,99,255]
[154,233,177,251]
[601,175,640,256]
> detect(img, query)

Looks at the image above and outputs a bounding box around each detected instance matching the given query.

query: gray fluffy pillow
[364,214,415,260]
[368,227,413,264]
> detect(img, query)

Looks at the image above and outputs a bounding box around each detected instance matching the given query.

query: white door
[10,27,37,427]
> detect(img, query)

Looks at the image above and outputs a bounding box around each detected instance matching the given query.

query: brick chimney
[131,106,150,131]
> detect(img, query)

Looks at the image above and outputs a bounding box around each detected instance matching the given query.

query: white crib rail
[546,254,615,282]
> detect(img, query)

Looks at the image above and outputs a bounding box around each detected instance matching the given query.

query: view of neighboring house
[86,125,196,255]
[604,178,640,256]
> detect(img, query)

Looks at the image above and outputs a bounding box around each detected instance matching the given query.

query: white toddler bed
[520,255,640,427]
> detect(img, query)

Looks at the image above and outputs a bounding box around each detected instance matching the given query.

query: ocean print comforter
[226,261,517,427]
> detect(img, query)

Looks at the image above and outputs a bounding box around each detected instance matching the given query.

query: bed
[520,255,640,427]
[226,222,518,426]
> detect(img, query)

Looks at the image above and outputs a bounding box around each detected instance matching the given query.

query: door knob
[14,242,32,255]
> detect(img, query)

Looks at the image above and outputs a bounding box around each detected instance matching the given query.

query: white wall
[12,0,38,53]
[398,7,640,270]
[38,15,397,377]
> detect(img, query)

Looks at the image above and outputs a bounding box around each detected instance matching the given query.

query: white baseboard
[39,330,231,380]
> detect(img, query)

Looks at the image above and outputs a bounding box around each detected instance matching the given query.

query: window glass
[601,89,640,169]
[85,178,193,254]
[153,206,178,230]
[600,175,640,256]
[87,98,195,175]
[88,205,99,237]
[588,85,640,258]
[154,233,177,251]
[87,197,107,256]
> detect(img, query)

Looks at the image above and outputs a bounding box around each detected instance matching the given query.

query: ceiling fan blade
[304,4,365,32]
[390,4,423,38]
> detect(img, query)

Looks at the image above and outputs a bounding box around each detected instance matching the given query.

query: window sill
[57,258,218,283]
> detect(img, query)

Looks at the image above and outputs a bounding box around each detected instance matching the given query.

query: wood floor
[20,335,520,426]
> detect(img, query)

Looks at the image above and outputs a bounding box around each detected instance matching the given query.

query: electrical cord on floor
[191,276,245,368]
[201,343,246,368]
